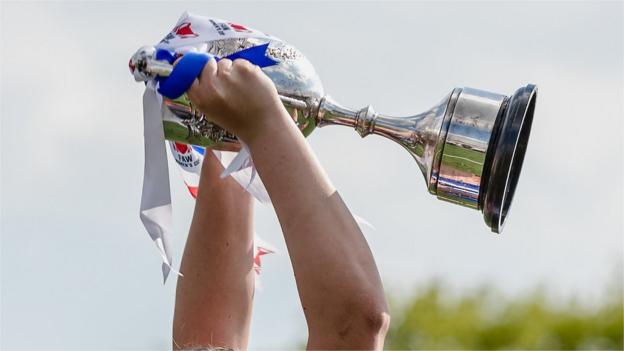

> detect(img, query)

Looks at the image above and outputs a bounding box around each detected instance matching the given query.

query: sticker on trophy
[170,142,202,171]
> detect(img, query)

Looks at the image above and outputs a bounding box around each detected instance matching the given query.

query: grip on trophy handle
[157,52,212,99]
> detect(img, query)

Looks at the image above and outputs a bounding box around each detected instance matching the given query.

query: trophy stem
[316,94,457,192]
[315,97,360,130]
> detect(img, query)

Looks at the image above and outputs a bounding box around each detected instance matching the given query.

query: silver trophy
[130,38,536,233]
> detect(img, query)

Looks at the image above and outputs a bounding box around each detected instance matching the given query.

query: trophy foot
[480,85,537,233]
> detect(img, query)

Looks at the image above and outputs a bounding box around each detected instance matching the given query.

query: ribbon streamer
[140,81,180,282]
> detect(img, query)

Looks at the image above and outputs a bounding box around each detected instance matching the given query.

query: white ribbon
[140,81,181,282]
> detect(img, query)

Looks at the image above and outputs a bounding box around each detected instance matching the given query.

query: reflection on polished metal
[130,41,537,233]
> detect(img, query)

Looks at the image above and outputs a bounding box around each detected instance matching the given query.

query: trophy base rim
[481,84,538,233]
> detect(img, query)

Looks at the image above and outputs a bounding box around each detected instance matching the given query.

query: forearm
[246,109,389,348]
[183,57,388,349]
[173,152,255,350]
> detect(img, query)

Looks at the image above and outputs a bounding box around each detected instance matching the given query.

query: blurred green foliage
[386,281,623,350]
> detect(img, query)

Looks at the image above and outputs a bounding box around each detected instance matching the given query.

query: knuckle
[233,58,250,67]
[205,58,218,71]
[199,59,216,79]
[216,59,232,78]
[232,59,254,74]
[217,58,232,68]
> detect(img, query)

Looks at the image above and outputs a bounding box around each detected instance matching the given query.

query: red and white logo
[173,22,199,38]
[170,142,201,171]
[228,22,252,33]
[173,142,190,154]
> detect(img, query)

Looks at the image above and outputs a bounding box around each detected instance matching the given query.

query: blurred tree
[386,280,623,350]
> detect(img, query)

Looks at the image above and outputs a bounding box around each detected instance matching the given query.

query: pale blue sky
[1,1,622,350]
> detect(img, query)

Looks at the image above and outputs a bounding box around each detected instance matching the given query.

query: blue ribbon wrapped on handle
[156,43,279,99]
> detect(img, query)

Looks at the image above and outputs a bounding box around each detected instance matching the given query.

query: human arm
[187,58,390,350]
[172,150,255,350]
[246,108,390,350]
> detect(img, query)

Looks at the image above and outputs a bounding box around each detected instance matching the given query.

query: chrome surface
[436,88,507,208]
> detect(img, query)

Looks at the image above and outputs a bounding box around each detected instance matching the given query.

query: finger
[189,58,216,96]
[232,58,254,74]
[232,58,251,68]
[197,57,217,82]
[216,58,233,76]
